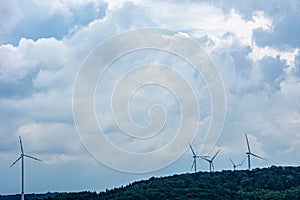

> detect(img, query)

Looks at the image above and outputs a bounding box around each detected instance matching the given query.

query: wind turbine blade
[245,133,251,152]
[250,153,265,160]
[10,156,22,167]
[212,162,215,171]
[240,156,248,165]
[212,149,220,161]
[229,158,235,166]
[200,155,210,159]
[189,143,196,156]
[201,157,211,162]
[190,159,196,171]
[19,136,24,154]
[236,161,244,167]
[24,154,41,162]
[236,163,242,167]
[190,162,194,171]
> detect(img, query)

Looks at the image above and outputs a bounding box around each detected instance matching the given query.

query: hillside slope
[2,166,300,200]
[98,166,300,200]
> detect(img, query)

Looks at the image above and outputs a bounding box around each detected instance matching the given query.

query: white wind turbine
[201,149,221,172]
[10,136,41,200]
[229,156,247,171]
[245,133,265,170]
[189,143,208,173]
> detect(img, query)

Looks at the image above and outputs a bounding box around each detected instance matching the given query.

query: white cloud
[0,0,108,45]
[104,0,141,10]
[0,37,69,83]
[0,1,23,37]
[17,122,83,156]
[143,1,272,47]
[249,44,299,70]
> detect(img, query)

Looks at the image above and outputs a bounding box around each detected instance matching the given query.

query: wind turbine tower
[10,136,41,200]
[189,143,200,173]
[245,133,265,170]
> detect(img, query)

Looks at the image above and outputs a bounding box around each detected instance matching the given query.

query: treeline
[2,166,300,200]
[97,166,300,199]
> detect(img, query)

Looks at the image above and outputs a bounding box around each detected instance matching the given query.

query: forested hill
[2,166,300,200]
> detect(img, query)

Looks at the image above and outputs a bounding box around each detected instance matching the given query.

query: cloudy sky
[1,0,300,195]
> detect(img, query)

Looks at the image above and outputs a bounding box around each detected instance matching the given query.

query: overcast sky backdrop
[1,0,300,195]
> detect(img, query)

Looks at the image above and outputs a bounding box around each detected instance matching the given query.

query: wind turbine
[189,143,200,173]
[229,156,247,171]
[188,143,208,173]
[201,149,220,172]
[245,133,265,170]
[10,136,41,200]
